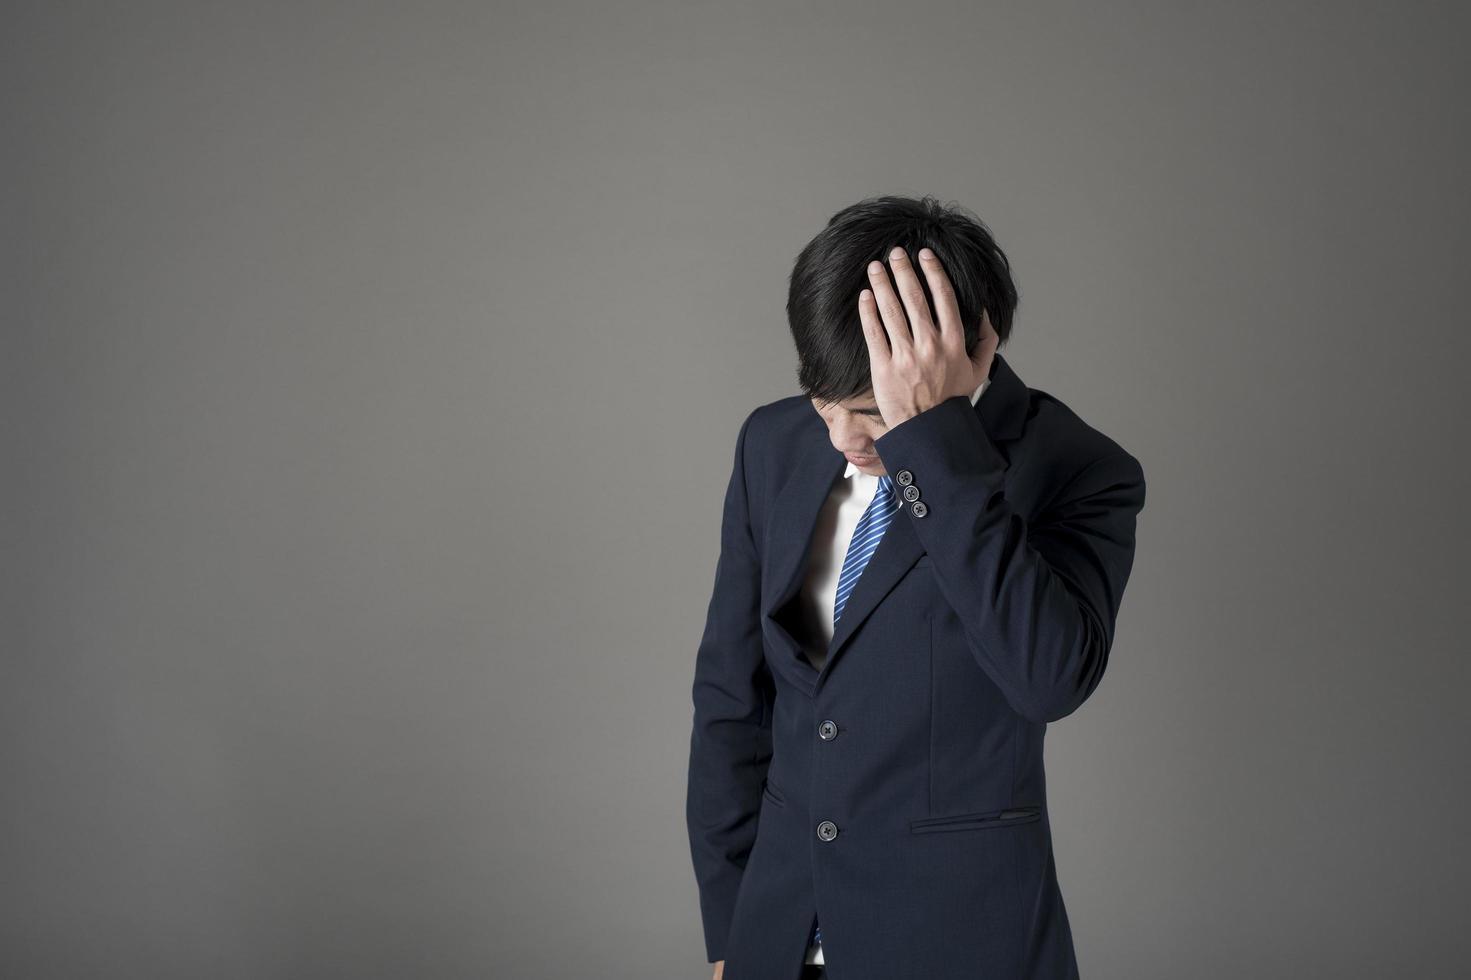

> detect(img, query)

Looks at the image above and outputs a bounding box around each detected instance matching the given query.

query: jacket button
[816,820,839,841]
[911,501,928,518]
[895,469,914,487]
[902,484,920,502]
[818,719,837,740]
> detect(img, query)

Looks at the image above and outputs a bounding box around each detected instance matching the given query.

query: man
[685,195,1147,980]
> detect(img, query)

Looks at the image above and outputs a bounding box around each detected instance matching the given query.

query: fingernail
[890,246,905,260]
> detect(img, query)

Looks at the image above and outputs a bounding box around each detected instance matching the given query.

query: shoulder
[1019,386,1145,511]
[1026,386,1140,466]
[736,394,815,455]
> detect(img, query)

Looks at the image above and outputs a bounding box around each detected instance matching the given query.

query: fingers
[861,245,967,365]
[865,253,913,354]
[857,286,890,364]
[916,247,964,354]
[879,247,936,350]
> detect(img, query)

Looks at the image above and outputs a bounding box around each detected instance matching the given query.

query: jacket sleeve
[872,395,1146,724]
[685,408,775,963]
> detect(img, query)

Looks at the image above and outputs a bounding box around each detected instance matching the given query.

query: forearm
[873,395,1146,723]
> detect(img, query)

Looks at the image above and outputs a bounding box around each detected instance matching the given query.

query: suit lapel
[762,351,1031,689]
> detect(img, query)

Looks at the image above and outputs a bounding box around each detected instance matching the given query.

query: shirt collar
[843,375,991,479]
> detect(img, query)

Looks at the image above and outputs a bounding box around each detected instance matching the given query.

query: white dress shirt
[796,376,990,966]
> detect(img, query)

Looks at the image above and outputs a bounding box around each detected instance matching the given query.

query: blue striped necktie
[833,474,899,626]
[811,472,898,952]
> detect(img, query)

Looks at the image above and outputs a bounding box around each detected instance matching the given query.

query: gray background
[5,2,1468,978]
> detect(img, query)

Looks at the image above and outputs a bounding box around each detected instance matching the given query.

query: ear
[969,309,1000,385]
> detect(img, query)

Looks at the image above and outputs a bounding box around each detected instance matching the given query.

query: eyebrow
[851,406,883,416]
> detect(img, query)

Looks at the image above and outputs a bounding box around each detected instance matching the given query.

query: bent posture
[686,195,1147,980]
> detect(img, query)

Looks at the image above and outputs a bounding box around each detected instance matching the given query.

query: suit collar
[975,347,1028,443]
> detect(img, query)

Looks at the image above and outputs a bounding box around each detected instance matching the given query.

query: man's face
[810,390,889,476]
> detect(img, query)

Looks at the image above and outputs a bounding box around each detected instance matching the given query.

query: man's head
[788,194,1019,473]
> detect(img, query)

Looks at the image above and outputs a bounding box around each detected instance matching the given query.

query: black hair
[786,194,1019,405]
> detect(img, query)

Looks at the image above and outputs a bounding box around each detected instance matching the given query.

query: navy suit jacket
[685,352,1147,979]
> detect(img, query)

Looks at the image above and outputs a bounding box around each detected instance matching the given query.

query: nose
[829,418,873,454]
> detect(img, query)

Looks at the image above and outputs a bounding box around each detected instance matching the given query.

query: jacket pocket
[761,778,787,808]
[909,805,1041,834]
